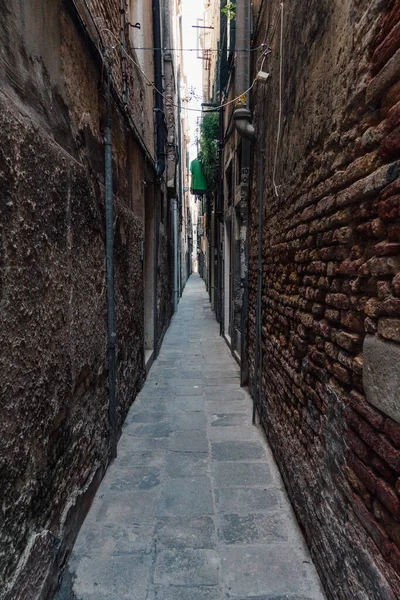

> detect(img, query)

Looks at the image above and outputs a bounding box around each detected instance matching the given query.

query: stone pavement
[57,274,326,600]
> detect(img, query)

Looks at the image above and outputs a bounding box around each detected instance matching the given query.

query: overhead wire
[100,27,269,114]
[125,46,265,52]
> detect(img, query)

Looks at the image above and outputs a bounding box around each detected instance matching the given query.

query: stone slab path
[57,274,326,600]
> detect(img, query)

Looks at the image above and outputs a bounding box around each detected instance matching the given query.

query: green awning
[190,158,207,195]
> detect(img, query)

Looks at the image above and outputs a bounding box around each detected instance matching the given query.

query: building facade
[201,0,400,598]
[0,0,184,597]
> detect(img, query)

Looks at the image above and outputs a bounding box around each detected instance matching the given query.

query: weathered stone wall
[0,0,174,597]
[248,0,400,598]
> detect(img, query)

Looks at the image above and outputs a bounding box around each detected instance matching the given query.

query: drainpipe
[233,0,255,141]
[104,66,117,459]
[253,120,265,425]
[174,199,179,311]
[234,0,253,386]
[153,0,165,179]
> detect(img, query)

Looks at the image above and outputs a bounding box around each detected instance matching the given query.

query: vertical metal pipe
[174,199,179,310]
[154,188,160,357]
[105,66,117,458]
[253,120,265,425]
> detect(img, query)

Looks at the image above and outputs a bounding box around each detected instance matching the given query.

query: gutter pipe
[233,0,255,141]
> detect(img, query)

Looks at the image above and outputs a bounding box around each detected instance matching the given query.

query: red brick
[326,293,350,309]
[348,390,386,430]
[393,273,400,296]
[348,453,378,493]
[379,195,400,220]
[388,223,400,241]
[340,311,365,332]
[373,500,400,546]
[352,494,391,556]
[377,480,400,520]
[374,241,400,256]
[372,456,397,483]
[332,330,361,352]
[376,295,400,316]
[346,428,373,463]
[332,362,351,385]
[380,125,400,159]
[372,20,400,75]
[385,419,400,447]
[364,256,400,276]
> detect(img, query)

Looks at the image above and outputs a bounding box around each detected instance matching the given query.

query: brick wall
[249,0,400,597]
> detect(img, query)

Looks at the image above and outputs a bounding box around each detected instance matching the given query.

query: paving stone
[206,391,246,401]
[128,398,169,414]
[169,410,207,430]
[105,466,161,491]
[175,385,204,396]
[127,411,168,423]
[156,516,216,548]
[73,521,154,555]
[116,449,166,469]
[115,436,169,451]
[220,547,323,598]
[210,413,249,427]
[166,451,209,478]
[169,430,209,452]
[153,587,223,600]
[171,396,205,412]
[154,549,220,586]
[211,441,266,461]
[214,487,281,514]
[93,490,159,523]
[212,462,273,487]
[217,513,288,545]
[126,422,172,438]
[71,554,152,600]
[205,400,248,414]
[208,426,261,442]
[157,477,214,516]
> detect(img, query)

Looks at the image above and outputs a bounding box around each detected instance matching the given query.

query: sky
[181,0,205,161]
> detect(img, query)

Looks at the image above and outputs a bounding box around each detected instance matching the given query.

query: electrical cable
[124,46,265,52]
[100,27,269,114]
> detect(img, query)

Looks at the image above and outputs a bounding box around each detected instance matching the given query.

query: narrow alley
[3,0,400,597]
[57,275,325,600]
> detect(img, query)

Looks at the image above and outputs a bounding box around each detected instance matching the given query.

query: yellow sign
[234,94,247,107]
